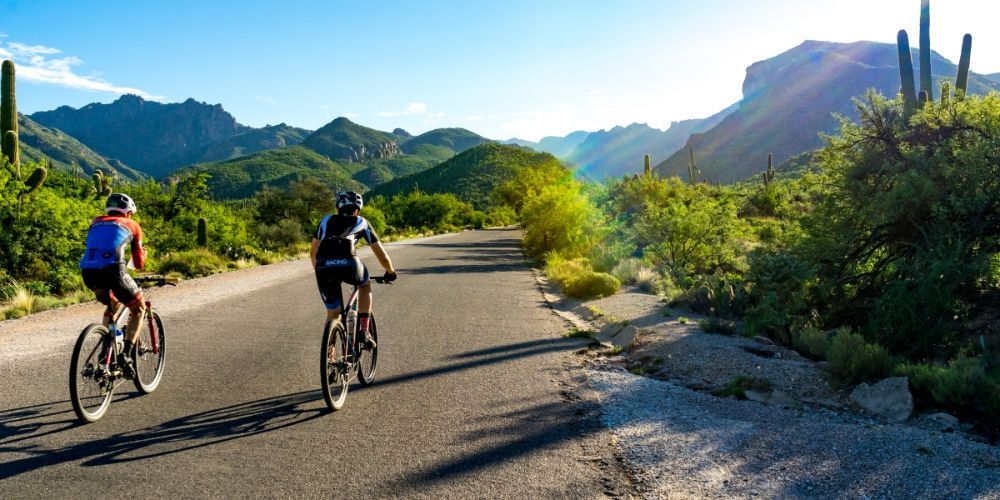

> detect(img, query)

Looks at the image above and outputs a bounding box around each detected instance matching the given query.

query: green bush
[563,271,620,300]
[826,329,893,386]
[898,355,1000,421]
[157,249,227,278]
[793,327,830,360]
[257,219,304,250]
[545,255,620,299]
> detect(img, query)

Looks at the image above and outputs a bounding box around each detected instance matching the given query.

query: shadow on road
[377,337,587,389]
[0,390,324,480]
[407,238,522,251]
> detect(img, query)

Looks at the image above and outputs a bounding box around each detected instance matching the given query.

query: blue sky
[2,0,998,140]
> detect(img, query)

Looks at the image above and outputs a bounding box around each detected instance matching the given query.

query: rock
[744,390,770,403]
[596,323,626,344]
[609,326,639,351]
[850,377,913,422]
[815,361,830,371]
[752,335,775,346]
[768,390,798,408]
[926,412,960,431]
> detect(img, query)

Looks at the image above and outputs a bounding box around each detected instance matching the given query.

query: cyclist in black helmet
[311,191,396,349]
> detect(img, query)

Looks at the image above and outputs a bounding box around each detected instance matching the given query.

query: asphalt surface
[0,229,623,498]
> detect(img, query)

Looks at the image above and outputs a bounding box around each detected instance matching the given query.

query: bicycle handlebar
[373,273,397,285]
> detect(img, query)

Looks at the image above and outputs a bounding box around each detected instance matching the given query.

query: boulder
[925,412,960,432]
[609,326,639,351]
[850,377,913,422]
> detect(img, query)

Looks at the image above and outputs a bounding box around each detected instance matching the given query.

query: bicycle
[69,275,176,423]
[320,274,394,411]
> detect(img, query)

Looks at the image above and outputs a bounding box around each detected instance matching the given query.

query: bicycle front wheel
[133,309,165,394]
[321,320,349,410]
[70,324,115,423]
[357,315,378,386]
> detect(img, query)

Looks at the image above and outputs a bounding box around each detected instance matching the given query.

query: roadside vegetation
[506,92,1000,427]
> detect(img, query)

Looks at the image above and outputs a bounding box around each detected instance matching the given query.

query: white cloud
[377,101,430,117]
[0,40,162,100]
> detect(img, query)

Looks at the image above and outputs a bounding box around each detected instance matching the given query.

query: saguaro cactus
[919,0,933,102]
[956,34,972,99]
[1,60,18,169]
[687,146,699,184]
[92,170,112,197]
[197,218,208,247]
[940,82,951,105]
[3,130,19,174]
[643,154,651,176]
[897,30,918,118]
[762,154,776,186]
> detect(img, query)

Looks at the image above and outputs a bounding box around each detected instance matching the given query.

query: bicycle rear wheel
[70,324,115,423]
[357,315,378,386]
[133,310,165,394]
[321,320,349,410]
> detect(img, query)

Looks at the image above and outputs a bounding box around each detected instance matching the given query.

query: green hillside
[18,114,144,180]
[373,143,564,209]
[179,145,365,199]
[300,117,406,162]
[196,123,310,162]
[401,127,493,155]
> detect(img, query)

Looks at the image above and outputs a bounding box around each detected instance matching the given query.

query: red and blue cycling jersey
[79,215,146,270]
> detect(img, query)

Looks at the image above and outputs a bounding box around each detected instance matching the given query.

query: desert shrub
[675,273,746,317]
[825,328,893,386]
[589,239,636,273]
[633,188,746,275]
[610,258,646,284]
[545,255,620,299]
[898,355,1000,421]
[743,251,813,343]
[521,181,600,259]
[563,271,620,300]
[654,272,684,301]
[484,205,517,228]
[793,327,831,360]
[633,267,659,293]
[257,219,304,250]
[157,249,226,277]
[699,317,738,335]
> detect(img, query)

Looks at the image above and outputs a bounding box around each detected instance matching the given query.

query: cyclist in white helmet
[311,191,396,349]
[79,193,147,366]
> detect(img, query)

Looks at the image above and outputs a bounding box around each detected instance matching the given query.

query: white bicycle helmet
[106,193,137,215]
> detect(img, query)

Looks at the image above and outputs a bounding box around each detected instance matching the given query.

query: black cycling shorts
[315,257,370,310]
[82,263,143,307]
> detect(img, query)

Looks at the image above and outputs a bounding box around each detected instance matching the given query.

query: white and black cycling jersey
[313,214,379,266]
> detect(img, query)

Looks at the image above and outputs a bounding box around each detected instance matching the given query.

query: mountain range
[14,38,1000,196]
[655,40,1000,182]
[30,95,311,178]
[178,117,493,198]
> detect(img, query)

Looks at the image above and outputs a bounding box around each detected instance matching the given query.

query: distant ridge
[655,40,1000,182]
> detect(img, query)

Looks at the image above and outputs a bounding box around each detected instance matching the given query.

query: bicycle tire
[357,314,378,386]
[321,320,349,410]
[133,310,165,394]
[70,324,115,423]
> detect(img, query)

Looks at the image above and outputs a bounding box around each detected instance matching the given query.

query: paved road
[0,229,623,498]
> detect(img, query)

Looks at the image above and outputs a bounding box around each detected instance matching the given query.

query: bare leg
[358,283,373,315]
[126,302,146,344]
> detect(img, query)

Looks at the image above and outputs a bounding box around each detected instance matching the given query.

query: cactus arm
[919,0,933,102]
[197,218,208,247]
[956,34,972,99]
[897,30,918,119]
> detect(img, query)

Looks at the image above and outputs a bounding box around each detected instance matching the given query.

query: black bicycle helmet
[336,191,363,213]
